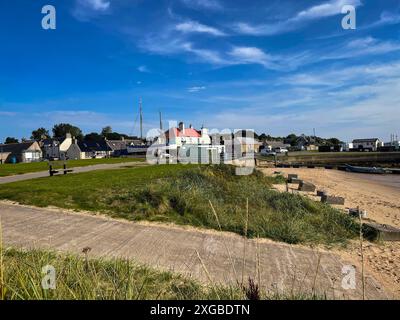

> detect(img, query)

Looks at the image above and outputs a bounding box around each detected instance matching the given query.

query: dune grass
[0,158,144,177]
[0,247,327,300]
[0,248,240,300]
[0,164,359,245]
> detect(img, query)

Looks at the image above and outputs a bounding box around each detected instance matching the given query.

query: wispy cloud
[137,65,150,73]
[187,86,206,93]
[228,46,280,70]
[72,0,111,21]
[176,20,226,36]
[233,0,361,36]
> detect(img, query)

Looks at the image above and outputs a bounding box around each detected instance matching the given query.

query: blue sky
[1,0,400,142]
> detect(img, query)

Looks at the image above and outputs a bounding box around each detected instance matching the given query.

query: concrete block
[288,174,298,179]
[321,195,345,205]
[298,181,316,192]
[363,223,400,241]
[290,178,303,185]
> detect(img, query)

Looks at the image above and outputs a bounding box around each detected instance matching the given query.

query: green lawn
[0,158,144,177]
[0,164,359,245]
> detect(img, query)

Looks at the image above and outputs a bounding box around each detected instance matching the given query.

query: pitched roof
[353,138,380,143]
[165,128,201,139]
[78,141,112,152]
[0,141,37,154]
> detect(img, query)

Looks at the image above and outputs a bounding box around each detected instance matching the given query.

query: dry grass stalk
[241,198,249,286]
[0,218,5,300]
[311,251,322,296]
[195,250,220,300]
[256,235,261,288]
[359,210,365,300]
[208,200,238,281]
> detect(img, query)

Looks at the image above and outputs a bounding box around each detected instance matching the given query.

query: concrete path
[0,161,148,184]
[0,202,389,299]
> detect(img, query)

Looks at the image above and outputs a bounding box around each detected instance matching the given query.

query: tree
[4,137,18,144]
[327,138,342,146]
[84,132,104,142]
[101,126,113,137]
[31,127,50,140]
[285,133,298,146]
[52,123,83,141]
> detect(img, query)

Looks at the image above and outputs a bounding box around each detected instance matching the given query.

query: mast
[139,98,143,140]
[159,111,163,131]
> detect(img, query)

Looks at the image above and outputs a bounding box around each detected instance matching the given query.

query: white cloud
[323,37,400,60]
[176,21,226,36]
[233,0,362,36]
[187,86,206,93]
[293,0,360,22]
[228,46,281,70]
[137,65,150,73]
[80,0,110,11]
[72,0,111,21]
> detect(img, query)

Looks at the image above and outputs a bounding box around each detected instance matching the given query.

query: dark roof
[0,141,37,154]
[78,141,112,152]
[353,138,380,143]
[41,138,59,146]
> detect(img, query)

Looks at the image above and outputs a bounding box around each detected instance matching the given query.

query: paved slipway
[0,201,390,299]
[0,161,148,184]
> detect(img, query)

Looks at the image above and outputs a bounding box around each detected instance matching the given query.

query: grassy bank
[0,248,239,300]
[0,164,358,245]
[0,248,324,300]
[0,158,144,177]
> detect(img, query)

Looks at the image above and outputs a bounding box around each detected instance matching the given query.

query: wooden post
[63,163,67,175]
[49,165,53,177]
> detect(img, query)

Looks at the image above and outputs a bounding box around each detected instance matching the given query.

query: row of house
[0,133,147,163]
[1,127,399,163]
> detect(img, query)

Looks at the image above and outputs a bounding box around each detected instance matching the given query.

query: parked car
[274,147,288,153]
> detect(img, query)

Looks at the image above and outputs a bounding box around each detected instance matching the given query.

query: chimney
[66,133,72,139]
[189,124,193,129]
[178,121,185,132]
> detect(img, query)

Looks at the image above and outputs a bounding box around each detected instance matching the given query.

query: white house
[0,141,42,163]
[352,138,383,151]
[157,122,211,148]
[42,133,77,160]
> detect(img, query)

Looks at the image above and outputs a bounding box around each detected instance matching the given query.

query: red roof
[165,128,201,139]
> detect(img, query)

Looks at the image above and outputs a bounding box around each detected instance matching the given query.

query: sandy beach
[261,168,400,298]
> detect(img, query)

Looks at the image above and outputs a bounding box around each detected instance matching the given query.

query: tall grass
[1,248,241,300]
[1,248,326,300]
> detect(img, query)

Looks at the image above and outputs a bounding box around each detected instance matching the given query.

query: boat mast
[139,98,143,141]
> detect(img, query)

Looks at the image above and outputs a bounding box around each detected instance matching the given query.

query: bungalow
[77,141,112,159]
[106,138,143,156]
[352,138,383,152]
[0,141,42,163]
[262,140,291,153]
